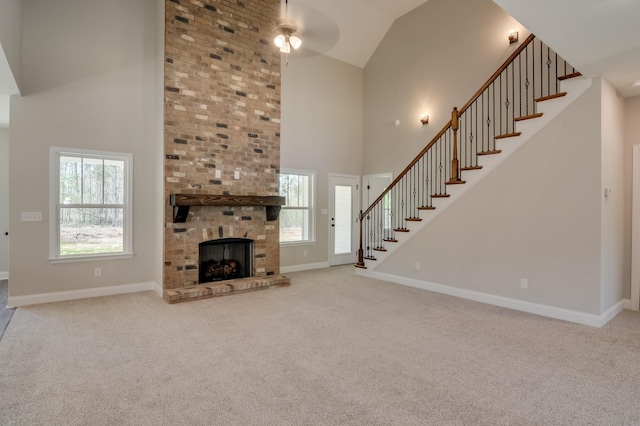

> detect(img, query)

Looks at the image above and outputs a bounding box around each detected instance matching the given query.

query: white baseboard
[0,271,8,280]
[281,261,330,274]
[357,269,626,328]
[8,281,162,307]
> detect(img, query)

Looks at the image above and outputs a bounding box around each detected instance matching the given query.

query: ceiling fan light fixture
[289,35,302,50]
[274,34,286,48]
[280,42,291,54]
[274,0,301,60]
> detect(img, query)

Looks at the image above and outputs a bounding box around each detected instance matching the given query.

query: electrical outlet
[21,212,43,222]
[94,268,101,278]
[415,262,420,271]
[520,278,528,289]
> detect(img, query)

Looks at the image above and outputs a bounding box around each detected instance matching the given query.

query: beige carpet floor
[1,266,640,425]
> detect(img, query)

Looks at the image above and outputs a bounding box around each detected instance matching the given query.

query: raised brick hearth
[164,275,290,304]
[163,0,289,302]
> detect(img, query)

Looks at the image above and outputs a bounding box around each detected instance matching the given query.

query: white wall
[280,53,363,269]
[0,128,8,278]
[377,82,603,315]
[600,79,626,312]
[363,0,529,177]
[624,95,640,308]
[154,0,165,289]
[8,0,162,299]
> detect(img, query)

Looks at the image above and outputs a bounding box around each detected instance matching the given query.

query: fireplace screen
[199,238,253,284]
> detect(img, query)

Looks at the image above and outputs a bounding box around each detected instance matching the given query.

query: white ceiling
[492,0,640,98]
[284,0,430,68]
[1,0,639,127]
[0,44,18,128]
[289,0,640,97]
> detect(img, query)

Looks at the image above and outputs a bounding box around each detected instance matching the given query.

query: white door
[329,174,359,266]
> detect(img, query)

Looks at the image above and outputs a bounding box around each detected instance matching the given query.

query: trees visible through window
[279,170,314,243]
[51,148,132,260]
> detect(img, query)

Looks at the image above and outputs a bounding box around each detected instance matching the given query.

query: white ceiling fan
[274,0,302,64]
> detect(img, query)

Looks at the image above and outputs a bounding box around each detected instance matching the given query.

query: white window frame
[49,147,134,263]
[279,168,316,245]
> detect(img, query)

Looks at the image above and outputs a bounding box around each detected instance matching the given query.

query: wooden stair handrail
[360,117,453,219]
[360,33,537,221]
[458,33,536,116]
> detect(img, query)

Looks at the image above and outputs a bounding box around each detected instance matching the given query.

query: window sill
[280,241,316,247]
[49,252,135,264]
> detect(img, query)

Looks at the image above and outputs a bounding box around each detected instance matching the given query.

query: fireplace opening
[199,238,253,284]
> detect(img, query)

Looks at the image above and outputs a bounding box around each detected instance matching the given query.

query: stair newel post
[449,107,461,182]
[355,210,366,268]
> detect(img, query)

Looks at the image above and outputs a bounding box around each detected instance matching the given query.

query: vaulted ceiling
[289,0,640,97]
[1,0,639,127]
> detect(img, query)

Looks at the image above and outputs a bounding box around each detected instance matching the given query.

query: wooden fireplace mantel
[169,194,286,223]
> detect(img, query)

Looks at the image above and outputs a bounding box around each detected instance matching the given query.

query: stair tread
[477,150,502,156]
[405,217,422,222]
[431,194,450,198]
[461,165,482,171]
[383,238,398,243]
[558,72,582,81]
[446,180,466,185]
[418,206,436,210]
[373,247,387,252]
[514,113,543,122]
[393,228,410,232]
[495,132,521,139]
[536,92,567,102]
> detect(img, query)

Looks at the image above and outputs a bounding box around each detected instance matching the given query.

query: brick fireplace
[163,0,290,303]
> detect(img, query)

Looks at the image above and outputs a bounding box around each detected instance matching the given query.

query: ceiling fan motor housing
[275,17,298,35]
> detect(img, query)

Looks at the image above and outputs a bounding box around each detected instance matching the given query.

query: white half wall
[600,79,626,313]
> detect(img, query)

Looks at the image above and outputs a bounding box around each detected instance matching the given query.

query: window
[279,169,314,244]
[50,147,133,262]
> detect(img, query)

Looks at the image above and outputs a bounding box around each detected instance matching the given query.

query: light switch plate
[21,212,43,222]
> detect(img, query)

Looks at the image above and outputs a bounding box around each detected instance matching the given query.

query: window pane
[334,185,352,254]
[279,209,309,242]
[59,156,82,204]
[104,159,125,204]
[280,174,309,208]
[60,208,124,255]
[82,158,104,204]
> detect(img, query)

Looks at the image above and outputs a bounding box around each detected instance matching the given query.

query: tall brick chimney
[163,0,289,303]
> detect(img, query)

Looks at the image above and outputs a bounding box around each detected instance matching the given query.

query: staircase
[356,34,592,270]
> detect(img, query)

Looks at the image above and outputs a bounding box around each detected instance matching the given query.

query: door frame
[362,172,393,210]
[631,145,640,310]
[328,173,360,266]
